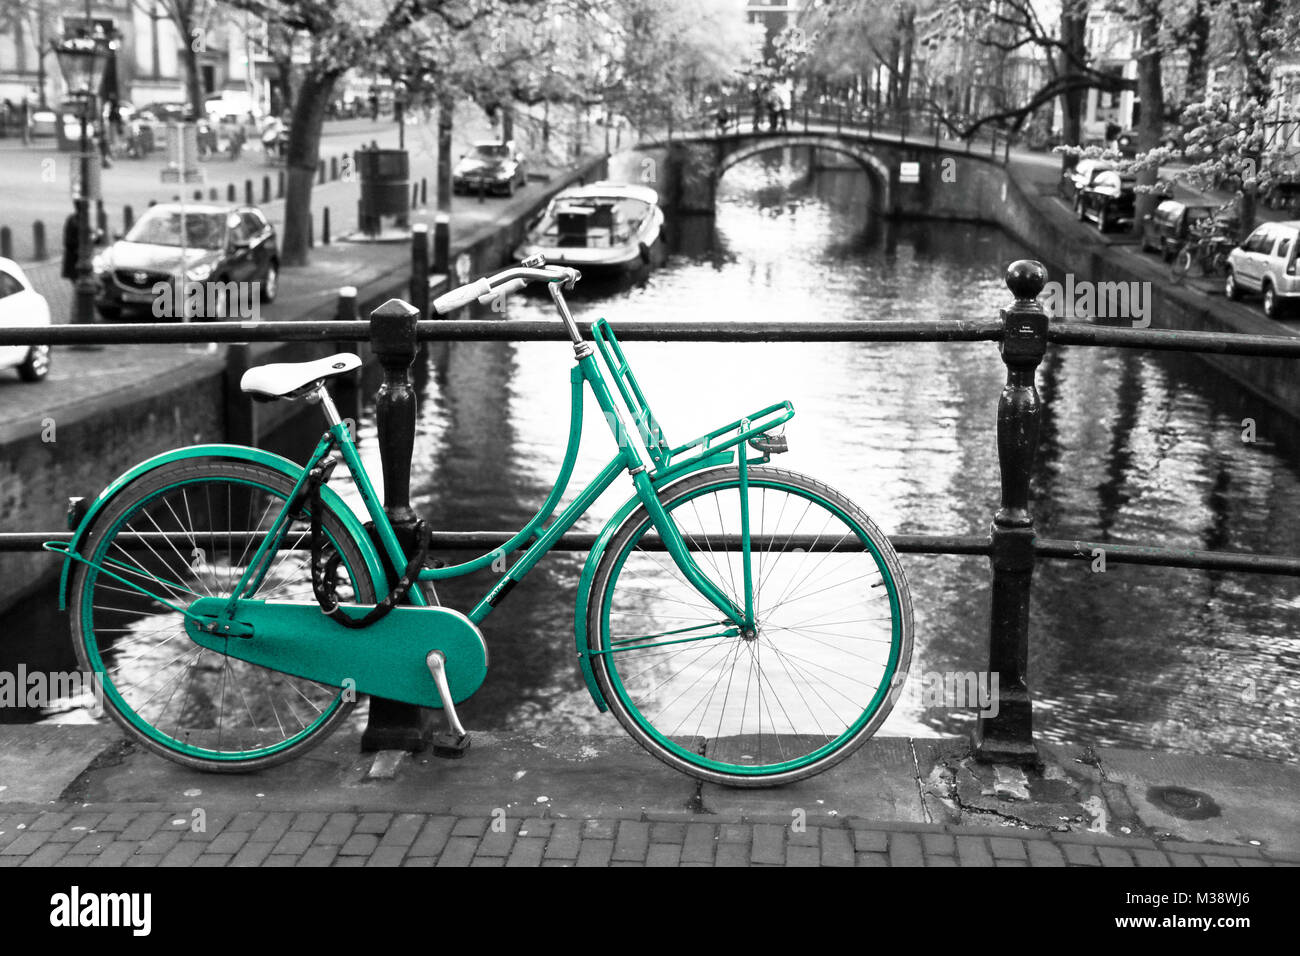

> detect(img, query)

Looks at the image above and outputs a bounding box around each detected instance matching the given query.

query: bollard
[409,224,430,319]
[412,182,419,209]
[420,177,427,207]
[194,189,203,201]
[362,298,434,752]
[262,175,271,203]
[322,207,331,245]
[96,201,107,241]
[277,170,285,198]
[0,226,10,259]
[227,183,236,202]
[123,204,134,232]
[974,259,1049,767]
[432,212,450,274]
[245,179,254,205]
[208,187,216,201]
[334,286,362,429]
[317,161,325,185]
[308,212,314,248]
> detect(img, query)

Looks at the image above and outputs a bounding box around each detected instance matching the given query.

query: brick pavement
[2,806,1295,867]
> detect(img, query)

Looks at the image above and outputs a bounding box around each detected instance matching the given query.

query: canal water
[5,149,1298,764]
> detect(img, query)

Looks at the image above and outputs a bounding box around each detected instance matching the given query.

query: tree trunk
[1059,0,1088,149]
[178,10,204,121]
[1133,0,1164,235]
[899,3,915,116]
[280,70,337,267]
[1180,0,1209,107]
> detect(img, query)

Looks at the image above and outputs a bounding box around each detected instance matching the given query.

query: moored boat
[514,182,663,272]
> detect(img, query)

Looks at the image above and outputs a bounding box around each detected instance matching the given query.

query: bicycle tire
[68,458,382,772]
[1170,247,1192,284]
[586,466,913,787]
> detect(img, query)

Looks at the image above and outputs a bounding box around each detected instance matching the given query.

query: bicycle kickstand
[426,650,471,759]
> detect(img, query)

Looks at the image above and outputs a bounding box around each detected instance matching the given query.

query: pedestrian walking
[715,105,730,135]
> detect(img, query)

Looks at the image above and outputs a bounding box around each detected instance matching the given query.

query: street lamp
[52,29,112,328]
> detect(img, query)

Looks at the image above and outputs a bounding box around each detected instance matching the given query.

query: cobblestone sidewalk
[3,807,1297,868]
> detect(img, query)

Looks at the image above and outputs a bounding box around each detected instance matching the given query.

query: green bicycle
[47,257,914,787]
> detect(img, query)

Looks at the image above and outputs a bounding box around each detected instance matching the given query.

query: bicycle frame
[219,318,795,635]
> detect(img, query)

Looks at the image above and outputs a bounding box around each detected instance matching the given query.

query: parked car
[92,203,279,321]
[452,140,528,197]
[0,258,51,382]
[1075,168,1137,232]
[1059,158,1113,206]
[1141,199,1223,260]
[28,108,57,138]
[1224,221,1300,319]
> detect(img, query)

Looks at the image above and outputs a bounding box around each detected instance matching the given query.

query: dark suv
[1074,169,1137,232]
[1141,199,1228,260]
[92,203,279,320]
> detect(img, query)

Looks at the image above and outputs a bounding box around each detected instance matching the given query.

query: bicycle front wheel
[68,458,383,771]
[586,466,913,787]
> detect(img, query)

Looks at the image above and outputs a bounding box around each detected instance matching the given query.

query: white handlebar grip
[478,277,527,305]
[432,277,492,315]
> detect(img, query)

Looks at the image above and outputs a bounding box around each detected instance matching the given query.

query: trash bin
[355,147,409,235]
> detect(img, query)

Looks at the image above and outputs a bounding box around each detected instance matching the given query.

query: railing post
[409,223,430,319]
[362,297,433,752]
[432,211,450,275]
[975,260,1048,766]
[223,343,255,446]
[334,286,362,430]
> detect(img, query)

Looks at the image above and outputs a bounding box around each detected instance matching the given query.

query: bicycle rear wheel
[68,458,382,771]
[586,466,913,786]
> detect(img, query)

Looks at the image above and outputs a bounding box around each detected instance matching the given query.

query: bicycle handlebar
[432,262,580,316]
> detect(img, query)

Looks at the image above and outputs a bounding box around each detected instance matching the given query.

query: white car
[0,258,52,382]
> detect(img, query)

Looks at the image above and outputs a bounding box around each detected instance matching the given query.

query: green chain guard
[185,597,488,708]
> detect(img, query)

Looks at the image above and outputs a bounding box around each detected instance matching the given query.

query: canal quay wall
[0,154,608,614]
[649,136,1299,424]
[881,148,1300,424]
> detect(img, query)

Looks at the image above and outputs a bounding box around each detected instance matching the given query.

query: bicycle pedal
[432,732,471,759]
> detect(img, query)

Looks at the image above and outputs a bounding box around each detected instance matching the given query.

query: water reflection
[380,150,1299,760]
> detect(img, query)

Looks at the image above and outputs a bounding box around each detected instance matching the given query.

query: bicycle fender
[573,463,735,712]
[56,444,386,611]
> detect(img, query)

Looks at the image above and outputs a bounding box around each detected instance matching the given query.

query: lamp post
[394,79,407,151]
[52,28,111,328]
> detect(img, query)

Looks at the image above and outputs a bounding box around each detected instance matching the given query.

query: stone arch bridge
[636,126,1014,221]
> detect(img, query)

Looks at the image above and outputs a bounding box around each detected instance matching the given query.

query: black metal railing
[2,259,1298,763]
[658,95,1018,163]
